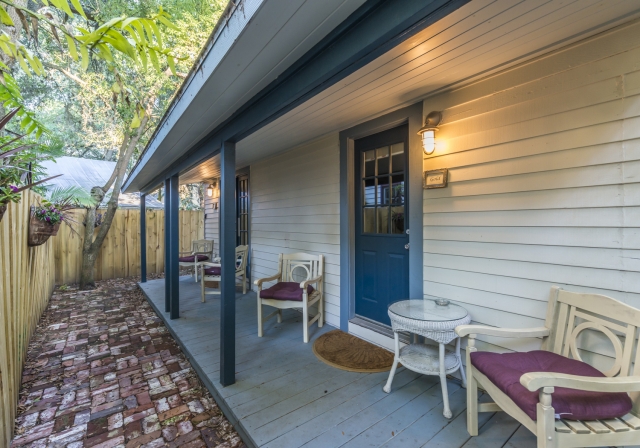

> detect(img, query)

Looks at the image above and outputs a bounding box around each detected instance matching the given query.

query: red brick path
[11,277,245,448]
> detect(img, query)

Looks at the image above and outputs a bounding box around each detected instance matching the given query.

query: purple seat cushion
[259,282,315,302]
[203,266,221,275]
[471,350,632,421]
[178,254,209,263]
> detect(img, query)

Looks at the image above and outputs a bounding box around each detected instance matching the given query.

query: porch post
[140,193,147,283]
[169,174,180,319]
[220,141,236,386]
[164,178,171,313]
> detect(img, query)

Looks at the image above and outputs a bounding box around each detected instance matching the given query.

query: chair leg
[257,297,263,338]
[467,345,479,436]
[456,337,467,388]
[277,310,282,323]
[318,294,324,328]
[303,305,309,343]
[537,389,556,448]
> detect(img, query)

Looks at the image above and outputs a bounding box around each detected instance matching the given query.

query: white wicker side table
[383,299,471,418]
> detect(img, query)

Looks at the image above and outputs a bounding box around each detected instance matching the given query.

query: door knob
[404,243,410,250]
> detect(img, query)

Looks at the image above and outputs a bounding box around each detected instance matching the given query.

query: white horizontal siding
[422,20,640,372]
[203,186,220,253]
[250,134,340,327]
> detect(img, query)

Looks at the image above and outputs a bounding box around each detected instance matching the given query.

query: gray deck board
[140,277,540,448]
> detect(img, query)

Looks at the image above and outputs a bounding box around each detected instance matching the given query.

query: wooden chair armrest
[254,273,281,286]
[200,262,221,267]
[455,325,550,338]
[300,275,322,289]
[521,372,640,393]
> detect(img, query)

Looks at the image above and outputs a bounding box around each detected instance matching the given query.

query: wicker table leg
[383,332,400,393]
[439,342,452,418]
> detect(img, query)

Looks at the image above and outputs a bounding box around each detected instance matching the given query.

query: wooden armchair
[178,239,214,282]
[200,245,248,302]
[456,287,640,448]
[254,253,324,343]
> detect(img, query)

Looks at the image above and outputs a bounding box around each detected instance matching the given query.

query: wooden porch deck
[140,277,538,448]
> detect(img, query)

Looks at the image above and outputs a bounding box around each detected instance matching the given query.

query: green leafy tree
[0,0,185,288]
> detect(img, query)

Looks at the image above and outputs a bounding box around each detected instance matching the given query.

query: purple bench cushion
[259,282,315,302]
[471,350,632,421]
[203,266,221,275]
[178,254,209,263]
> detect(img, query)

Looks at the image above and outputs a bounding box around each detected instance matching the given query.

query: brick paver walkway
[11,277,244,448]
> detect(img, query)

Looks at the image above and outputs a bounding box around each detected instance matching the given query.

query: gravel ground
[11,276,245,448]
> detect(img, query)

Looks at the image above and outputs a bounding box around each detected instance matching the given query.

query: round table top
[388,299,468,322]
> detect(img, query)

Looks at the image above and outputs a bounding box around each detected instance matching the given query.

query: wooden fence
[53,209,204,285]
[0,192,56,447]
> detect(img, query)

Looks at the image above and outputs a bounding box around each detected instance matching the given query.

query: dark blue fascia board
[135,0,470,194]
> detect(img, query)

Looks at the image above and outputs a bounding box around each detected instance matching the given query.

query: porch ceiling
[124,0,368,192]
[181,0,640,183]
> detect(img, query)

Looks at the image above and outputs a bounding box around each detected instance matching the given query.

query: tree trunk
[80,249,98,288]
[79,110,150,290]
[79,202,99,289]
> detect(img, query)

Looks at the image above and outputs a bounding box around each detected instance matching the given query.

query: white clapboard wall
[250,134,341,328]
[204,189,220,255]
[422,19,640,372]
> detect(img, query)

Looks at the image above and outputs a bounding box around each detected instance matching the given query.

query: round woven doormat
[312,330,395,373]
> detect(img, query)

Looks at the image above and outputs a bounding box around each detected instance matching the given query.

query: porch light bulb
[421,130,436,155]
[206,185,213,197]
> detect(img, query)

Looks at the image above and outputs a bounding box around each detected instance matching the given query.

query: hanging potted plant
[28,186,93,246]
[28,202,63,246]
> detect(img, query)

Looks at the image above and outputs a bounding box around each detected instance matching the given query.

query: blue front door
[355,125,409,325]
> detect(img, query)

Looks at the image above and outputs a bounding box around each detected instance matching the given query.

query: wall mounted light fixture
[206,180,218,197]
[418,111,442,155]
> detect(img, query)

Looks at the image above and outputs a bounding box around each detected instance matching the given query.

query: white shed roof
[42,156,164,208]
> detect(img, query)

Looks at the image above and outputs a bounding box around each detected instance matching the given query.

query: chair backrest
[192,239,214,255]
[235,245,248,273]
[543,287,640,412]
[279,252,323,283]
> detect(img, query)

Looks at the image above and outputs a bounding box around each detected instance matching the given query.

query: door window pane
[377,146,389,175]
[391,142,404,173]
[391,174,404,205]
[391,206,404,234]
[377,176,389,205]
[377,206,389,234]
[363,207,375,233]
[364,150,375,177]
[363,178,376,205]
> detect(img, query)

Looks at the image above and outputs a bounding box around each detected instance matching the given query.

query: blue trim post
[140,193,147,283]
[164,179,171,312]
[169,174,180,319]
[220,141,236,386]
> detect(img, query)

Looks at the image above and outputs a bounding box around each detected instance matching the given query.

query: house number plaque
[424,168,448,189]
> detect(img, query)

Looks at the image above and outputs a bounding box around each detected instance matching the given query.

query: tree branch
[42,61,88,87]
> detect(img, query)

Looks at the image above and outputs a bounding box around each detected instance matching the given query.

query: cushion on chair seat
[470,350,632,421]
[203,266,221,275]
[259,282,315,302]
[178,254,209,263]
